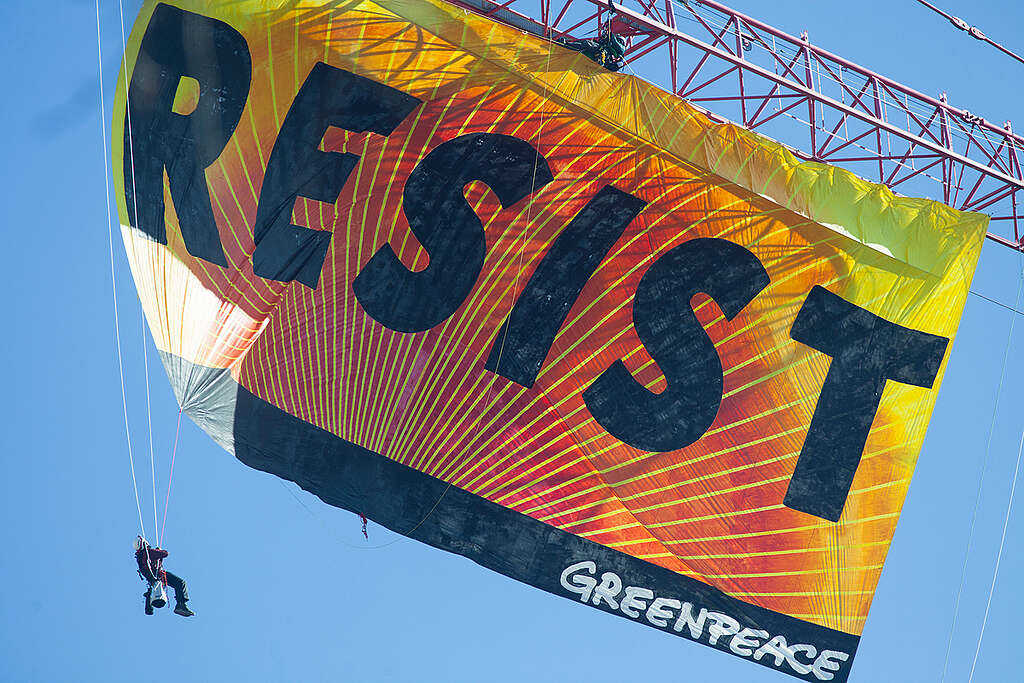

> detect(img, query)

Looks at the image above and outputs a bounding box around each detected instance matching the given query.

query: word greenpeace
[560,561,849,680]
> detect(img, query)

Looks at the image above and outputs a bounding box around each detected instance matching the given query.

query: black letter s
[353,133,553,332]
[584,238,770,452]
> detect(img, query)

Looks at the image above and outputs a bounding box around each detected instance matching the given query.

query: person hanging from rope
[134,536,194,617]
[558,28,628,72]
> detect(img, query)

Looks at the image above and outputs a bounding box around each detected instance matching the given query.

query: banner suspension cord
[941,252,1024,681]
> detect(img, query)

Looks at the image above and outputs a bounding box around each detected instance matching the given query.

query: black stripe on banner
[232,384,860,682]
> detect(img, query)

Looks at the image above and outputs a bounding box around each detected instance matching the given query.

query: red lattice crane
[448,0,1024,249]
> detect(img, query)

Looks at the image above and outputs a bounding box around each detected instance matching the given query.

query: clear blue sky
[2,0,1022,681]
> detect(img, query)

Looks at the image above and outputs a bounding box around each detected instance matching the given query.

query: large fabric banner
[114,1,987,679]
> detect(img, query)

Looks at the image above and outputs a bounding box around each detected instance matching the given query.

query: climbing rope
[95,0,147,540]
[97,0,171,546]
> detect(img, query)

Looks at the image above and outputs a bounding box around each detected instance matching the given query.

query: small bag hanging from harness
[149,580,167,608]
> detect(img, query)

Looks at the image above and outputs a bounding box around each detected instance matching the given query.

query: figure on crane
[134,536,194,617]
[559,29,627,71]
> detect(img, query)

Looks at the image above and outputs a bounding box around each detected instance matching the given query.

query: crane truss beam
[448,0,1024,249]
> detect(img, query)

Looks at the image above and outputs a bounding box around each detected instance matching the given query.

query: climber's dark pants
[164,571,189,603]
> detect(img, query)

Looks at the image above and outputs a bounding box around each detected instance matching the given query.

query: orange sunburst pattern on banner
[114,0,986,637]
